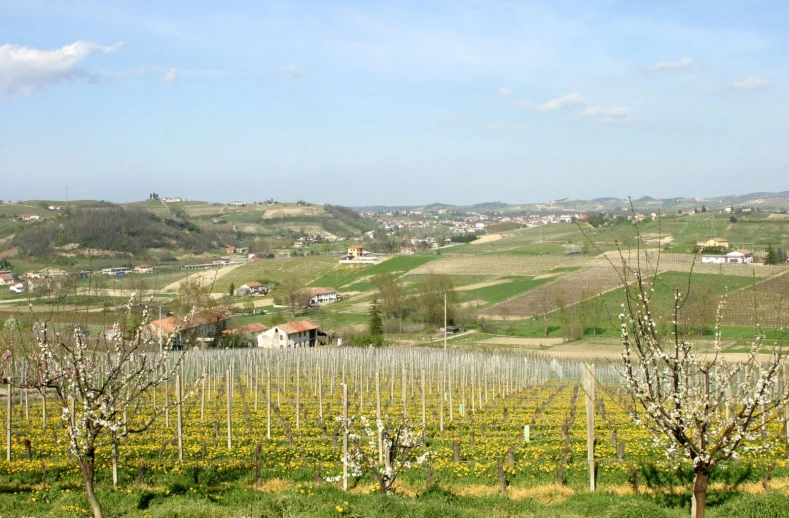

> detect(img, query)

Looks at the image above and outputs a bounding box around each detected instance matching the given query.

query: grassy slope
[1,475,786,518]
[308,255,438,291]
[213,257,339,293]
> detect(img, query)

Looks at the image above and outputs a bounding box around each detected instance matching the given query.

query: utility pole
[443,293,447,351]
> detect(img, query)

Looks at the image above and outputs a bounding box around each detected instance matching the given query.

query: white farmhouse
[257,320,320,348]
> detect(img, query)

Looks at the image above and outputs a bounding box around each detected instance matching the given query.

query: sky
[1,0,787,206]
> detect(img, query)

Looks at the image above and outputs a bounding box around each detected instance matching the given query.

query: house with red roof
[234,281,268,297]
[307,287,337,306]
[256,319,321,348]
[148,310,227,348]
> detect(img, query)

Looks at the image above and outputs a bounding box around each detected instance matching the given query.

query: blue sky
[1,0,787,205]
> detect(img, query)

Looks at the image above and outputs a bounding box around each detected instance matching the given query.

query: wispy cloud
[162,67,179,84]
[730,76,770,92]
[271,64,307,81]
[516,99,532,108]
[0,40,122,96]
[536,92,586,112]
[642,57,693,71]
[499,87,512,96]
[581,106,641,123]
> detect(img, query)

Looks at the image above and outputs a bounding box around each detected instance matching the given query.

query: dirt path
[456,279,509,291]
[161,264,242,292]
[471,234,502,245]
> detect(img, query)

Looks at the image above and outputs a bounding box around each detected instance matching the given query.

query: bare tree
[279,270,308,316]
[0,304,189,518]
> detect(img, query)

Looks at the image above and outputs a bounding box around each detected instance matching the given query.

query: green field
[214,257,339,293]
[308,255,438,291]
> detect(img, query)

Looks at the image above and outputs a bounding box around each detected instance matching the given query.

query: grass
[213,257,339,293]
[460,276,556,306]
[308,255,438,291]
[1,476,788,517]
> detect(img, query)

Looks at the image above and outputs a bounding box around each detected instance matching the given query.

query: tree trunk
[691,470,708,518]
[79,452,103,518]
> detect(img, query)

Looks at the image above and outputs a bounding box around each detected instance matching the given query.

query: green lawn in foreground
[1,477,787,518]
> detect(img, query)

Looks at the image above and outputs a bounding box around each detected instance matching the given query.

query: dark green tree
[229,282,235,296]
[369,298,384,346]
[764,244,780,265]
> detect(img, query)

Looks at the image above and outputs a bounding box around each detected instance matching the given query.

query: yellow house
[705,238,730,249]
[347,245,364,259]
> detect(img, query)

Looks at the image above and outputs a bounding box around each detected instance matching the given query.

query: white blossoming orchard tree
[612,245,789,518]
[329,415,432,494]
[0,304,188,518]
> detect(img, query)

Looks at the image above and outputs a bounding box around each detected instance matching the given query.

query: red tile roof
[277,319,319,334]
[243,281,263,288]
[308,287,336,296]
[150,311,227,334]
[224,323,269,335]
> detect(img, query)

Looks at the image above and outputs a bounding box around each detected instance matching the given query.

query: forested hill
[11,205,225,258]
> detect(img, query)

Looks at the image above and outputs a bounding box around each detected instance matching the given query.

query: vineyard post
[421,369,426,432]
[5,381,11,461]
[471,365,475,414]
[111,431,118,488]
[226,368,232,450]
[440,370,445,433]
[296,353,301,430]
[402,369,407,419]
[200,367,206,421]
[165,378,169,428]
[785,361,789,460]
[584,363,596,492]
[42,390,47,432]
[449,365,453,422]
[24,387,29,422]
[376,366,382,464]
[266,364,271,440]
[342,382,348,492]
[318,364,323,419]
[254,364,259,412]
[176,373,183,462]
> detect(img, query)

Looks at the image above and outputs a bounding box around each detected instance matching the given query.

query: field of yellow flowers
[2,347,788,498]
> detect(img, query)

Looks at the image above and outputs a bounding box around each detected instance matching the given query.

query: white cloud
[516,99,532,108]
[0,40,122,96]
[536,92,586,112]
[499,87,512,96]
[162,67,179,84]
[271,64,306,80]
[730,76,770,92]
[582,106,642,123]
[642,57,693,71]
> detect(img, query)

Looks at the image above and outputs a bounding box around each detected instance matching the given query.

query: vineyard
[720,271,789,327]
[2,348,789,517]
[480,267,623,319]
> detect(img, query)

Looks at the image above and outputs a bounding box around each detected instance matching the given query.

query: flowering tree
[328,416,431,494]
[0,302,187,518]
[612,242,789,518]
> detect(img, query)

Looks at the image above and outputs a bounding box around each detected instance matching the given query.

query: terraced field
[720,271,789,327]
[481,266,623,319]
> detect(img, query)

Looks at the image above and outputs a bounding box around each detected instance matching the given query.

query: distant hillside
[11,205,227,258]
[354,191,789,214]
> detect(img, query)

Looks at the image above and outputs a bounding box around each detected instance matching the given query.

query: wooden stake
[584,364,596,492]
[226,369,232,450]
[342,383,348,492]
[176,373,183,462]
